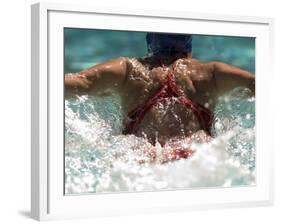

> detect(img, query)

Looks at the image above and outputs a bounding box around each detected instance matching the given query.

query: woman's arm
[65,57,131,95]
[208,61,255,95]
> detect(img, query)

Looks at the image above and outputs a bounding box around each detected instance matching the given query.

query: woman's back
[121,56,216,145]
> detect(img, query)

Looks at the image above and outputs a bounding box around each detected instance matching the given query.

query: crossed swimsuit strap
[123,63,213,136]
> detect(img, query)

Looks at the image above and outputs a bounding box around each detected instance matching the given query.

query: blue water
[64,29,255,194]
[64,29,255,73]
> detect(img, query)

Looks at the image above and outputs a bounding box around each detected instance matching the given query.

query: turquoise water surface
[64,29,255,73]
[64,29,255,194]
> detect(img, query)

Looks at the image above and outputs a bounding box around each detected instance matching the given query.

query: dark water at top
[64,28,255,74]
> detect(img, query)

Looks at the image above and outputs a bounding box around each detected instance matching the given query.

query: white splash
[65,87,255,194]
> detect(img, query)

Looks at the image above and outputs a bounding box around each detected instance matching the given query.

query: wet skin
[65,55,255,162]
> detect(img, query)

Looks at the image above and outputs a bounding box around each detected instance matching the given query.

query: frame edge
[31,3,40,221]
[39,1,273,25]
[31,2,49,221]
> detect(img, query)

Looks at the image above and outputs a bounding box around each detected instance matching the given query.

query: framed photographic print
[31,2,274,221]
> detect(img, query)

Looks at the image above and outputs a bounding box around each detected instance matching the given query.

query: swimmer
[65,33,255,163]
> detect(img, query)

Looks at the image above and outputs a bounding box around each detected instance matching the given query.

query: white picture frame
[31,2,274,221]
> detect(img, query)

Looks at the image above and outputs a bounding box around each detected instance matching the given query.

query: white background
[0,0,279,223]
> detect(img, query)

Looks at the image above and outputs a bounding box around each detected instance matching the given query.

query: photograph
[64,28,256,195]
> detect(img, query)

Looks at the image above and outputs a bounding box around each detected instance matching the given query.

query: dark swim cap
[146,33,192,56]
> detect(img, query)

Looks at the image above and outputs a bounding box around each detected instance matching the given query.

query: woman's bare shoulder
[126,56,153,78]
[178,57,203,64]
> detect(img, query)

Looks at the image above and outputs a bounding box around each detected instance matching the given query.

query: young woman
[65,33,255,163]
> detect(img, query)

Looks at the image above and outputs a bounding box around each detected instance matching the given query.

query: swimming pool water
[64,29,255,194]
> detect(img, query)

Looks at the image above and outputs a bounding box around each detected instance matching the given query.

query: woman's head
[146,33,192,57]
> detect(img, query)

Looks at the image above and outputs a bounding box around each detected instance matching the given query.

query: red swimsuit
[123,63,213,162]
[123,64,213,136]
